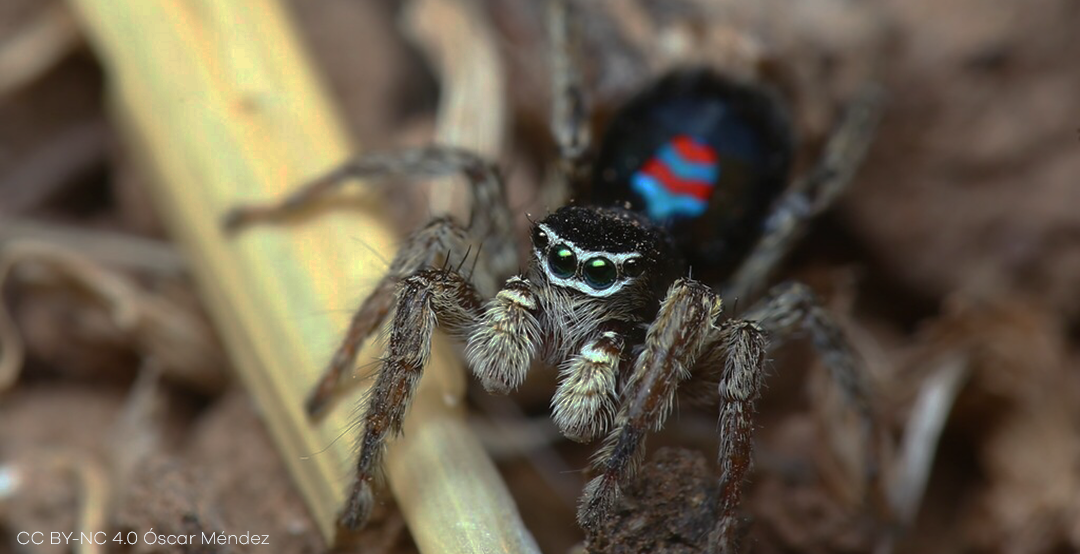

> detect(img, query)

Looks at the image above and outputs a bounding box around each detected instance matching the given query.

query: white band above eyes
[534,223,640,298]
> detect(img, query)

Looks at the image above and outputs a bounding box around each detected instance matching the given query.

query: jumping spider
[224,1,882,551]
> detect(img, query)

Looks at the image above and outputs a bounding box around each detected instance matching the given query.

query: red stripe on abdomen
[642,159,713,201]
[672,135,718,164]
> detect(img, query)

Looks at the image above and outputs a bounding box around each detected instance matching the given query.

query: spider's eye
[622,257,644,278]
[531,227,550,250]
[583,257,617,290]
[548,245,577,278]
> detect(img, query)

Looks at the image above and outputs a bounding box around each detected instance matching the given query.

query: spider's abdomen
[591,69,794,277]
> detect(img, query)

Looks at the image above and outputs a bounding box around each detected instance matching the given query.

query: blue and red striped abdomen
[631,135,719,220]
[589,70,794,277]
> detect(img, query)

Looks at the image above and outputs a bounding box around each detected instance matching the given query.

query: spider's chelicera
[223,1,883,552]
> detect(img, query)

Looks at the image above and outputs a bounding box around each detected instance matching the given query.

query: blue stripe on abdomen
[631,173,708,221]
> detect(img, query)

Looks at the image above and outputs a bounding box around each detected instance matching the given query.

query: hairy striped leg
[726,86,883,302]
[305,217,473,417]
[577,279,730,529]
[222,147,520,416]
[342,268,482,528]
[708,319,769,554]
[663,280,878,552]
[342,267,543,529]
[740,281,879,486]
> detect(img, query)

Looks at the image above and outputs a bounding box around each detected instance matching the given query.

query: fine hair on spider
[223,1,884,552]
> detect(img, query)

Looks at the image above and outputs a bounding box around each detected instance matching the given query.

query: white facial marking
[534,223,643,298]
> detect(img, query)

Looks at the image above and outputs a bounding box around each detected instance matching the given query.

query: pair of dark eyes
[534,229,644,290]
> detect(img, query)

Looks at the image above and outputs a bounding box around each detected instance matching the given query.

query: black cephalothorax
[223,1,883,552]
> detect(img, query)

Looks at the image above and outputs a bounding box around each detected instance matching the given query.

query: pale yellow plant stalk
[64,0,538,551]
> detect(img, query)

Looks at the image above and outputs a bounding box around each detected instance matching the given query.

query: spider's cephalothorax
[223,1,883,552]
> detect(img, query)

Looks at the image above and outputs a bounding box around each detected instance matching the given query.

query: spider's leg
[305,217,478,418]
[342,267,483,529]
[344,268,542,529]
[676,316,767,554]
[740,280,879,490]
[551,324,625,443]
[578,279,723,530]
[741,281,874,435]
[549,0,591,189]
[726,86,883,302]
[222,146,518,279]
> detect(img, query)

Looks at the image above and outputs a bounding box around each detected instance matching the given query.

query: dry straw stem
[0,3,82,98]
[64,0,538,551]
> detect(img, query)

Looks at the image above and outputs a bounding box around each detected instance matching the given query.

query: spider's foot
[577,473,620,531]
[706,518,747,554]
[304,373,339,420]
[339,478,375,530]
[221,204,282,234]
[221,207,256,233]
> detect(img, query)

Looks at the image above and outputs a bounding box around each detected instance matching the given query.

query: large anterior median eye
[548,245,577,278]
[583,257,617,290]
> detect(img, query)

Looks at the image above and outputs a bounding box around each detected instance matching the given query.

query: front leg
[578,279,724,530]
[303,217,480,418]
[739,281,881,522]
[684,281,876,553]
[342,267,483,529]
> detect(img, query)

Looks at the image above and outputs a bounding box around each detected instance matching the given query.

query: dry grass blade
[0,217,186,277]
[0,3,82,98]
[64,0,538,550]
[888,353,969,527]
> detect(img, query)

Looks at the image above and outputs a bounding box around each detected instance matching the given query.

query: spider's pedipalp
[552,328,624,442]
[465,276,542,394]
[578,278,722,530]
